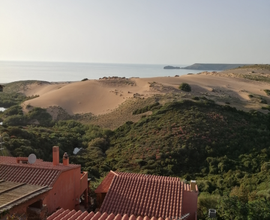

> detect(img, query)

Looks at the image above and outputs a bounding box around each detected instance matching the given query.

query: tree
[218,196,248,220]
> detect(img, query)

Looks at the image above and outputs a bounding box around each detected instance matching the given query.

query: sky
[0,0,269,65]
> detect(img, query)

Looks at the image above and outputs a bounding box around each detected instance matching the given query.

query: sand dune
[21,73,270,117]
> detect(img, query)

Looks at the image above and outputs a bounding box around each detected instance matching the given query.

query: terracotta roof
[47,209,160,220]
[95,171,118,193]
[99,172,187,219]
[0,156,80,170]
[0,164,61,186]
[95,172,183,194]
[0,156,81,187]
[0,180,51,212]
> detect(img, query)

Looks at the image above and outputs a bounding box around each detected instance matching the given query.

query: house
[0,146,89,215]
[95,171,198,220]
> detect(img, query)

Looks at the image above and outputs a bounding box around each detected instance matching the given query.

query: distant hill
[164,65,180,69]
[183,63,249,70]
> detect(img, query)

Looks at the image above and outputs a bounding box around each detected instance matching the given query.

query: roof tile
[47,211,158,220]
[0,156,81,187]
[82,212,95,220]
[47,208,65,220]
[91,212,102,220]
[0,156,80,170]
[98,171,196,219]
[0,164,61,186]
[68,210,83,220]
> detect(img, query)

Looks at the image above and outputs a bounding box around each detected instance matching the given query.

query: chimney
[190,180,196,191]
[63,152,69,166]
[53,146,59,166]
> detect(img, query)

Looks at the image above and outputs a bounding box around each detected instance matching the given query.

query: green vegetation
[179,83,191,92]
[1,91,270,219]
[2,106,53,126]
[132,102,161,115]
[0,93,29,108]
[264,89,270,96]
[248,93,268,104]
[242,75,270,83]
[0,120,108,178]
[3,80,49,93]
[236,64,270,71]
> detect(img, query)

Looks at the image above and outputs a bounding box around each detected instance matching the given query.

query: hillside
[1,91,270,219]
[104,100,270,176]
[183,63,249,70]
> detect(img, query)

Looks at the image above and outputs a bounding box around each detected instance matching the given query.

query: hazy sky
[0,0,269,64]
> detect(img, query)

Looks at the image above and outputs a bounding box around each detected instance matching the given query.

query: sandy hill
[19,68,270,125]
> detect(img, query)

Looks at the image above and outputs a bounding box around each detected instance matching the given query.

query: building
[95,171,198,220]
[0,180,51,220]
[0,146,89,215]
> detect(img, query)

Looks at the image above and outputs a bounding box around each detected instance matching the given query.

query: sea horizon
[0,60,204,84]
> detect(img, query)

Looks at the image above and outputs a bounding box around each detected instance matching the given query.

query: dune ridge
[20,70,270,120]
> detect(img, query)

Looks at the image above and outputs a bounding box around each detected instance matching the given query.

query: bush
[261,162,270,172]
[192,96,200,100]
[27,107,52,126]
[179,83,191,92]
[260,99,267,104]
[3,115,27,126]
[3,105,23,116]
[264,89,270,96]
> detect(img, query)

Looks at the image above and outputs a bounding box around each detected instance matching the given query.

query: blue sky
[0,0,269,64]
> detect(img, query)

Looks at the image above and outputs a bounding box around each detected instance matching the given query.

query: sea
[0,61,206,83]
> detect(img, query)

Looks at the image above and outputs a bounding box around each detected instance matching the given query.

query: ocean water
[0,61,205,83]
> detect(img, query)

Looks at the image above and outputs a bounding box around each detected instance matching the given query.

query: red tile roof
[95,171,118,193]
[95,172,185,194]
[0,156,81,187]
[47,209,159,220]
[0,156,80,170]
[98,172,193,219]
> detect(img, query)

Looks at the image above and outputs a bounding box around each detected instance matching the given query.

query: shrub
[3,105,23,116]
[132,102,161,115]
[264,89,270,96]
[3,115,27,126]
[260,98,267,104]
[192,96,200,100]
[179,83,191,92]
[261,162,270,172]
[27,107,52,126]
